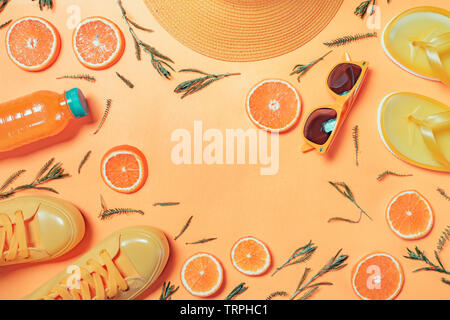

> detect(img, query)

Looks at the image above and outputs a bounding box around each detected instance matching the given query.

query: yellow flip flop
[378,92,450,173]
[382,6,450,85]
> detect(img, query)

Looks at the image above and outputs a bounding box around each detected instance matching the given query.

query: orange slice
[6,17,61,72]
[101,145,148,194]
[246,79,302,132]
[352,252,404,300]
[181,253,223,297]
[386,190,434,240]
[73,17,125,70]
[231,236,271,276]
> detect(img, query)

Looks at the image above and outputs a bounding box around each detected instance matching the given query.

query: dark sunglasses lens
[304,108,338,145]
[327,63,362,96]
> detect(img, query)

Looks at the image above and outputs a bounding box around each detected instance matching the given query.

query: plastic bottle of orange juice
[0,88,89,152]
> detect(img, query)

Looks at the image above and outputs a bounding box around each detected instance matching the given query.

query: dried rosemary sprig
[437,188,450,201]
[328,212,363,224]
[437,226,450,253]
[0,0,9,12]
[405,247,450,285]
[126,18,153,33]
[0,158,69,199]
[290,51,332,82]
[272,241,317,276]
[224,283,248,300]
[56,74,96,83]
[324,32,377,47]
[174,215,193,240]
[328,181,371,221]
[266,291,288,300]
[354,0,374,18]
[160,281,179,300]
[353,125,359,166]
[174,69,240,99]
[118,0,174,79]
[354,0,390,18]
[116,72,134,89]
[377,170,413,181]
[78,151,91,174]
[186,237,217,245]
[289,249,348,300]
[153,202,180,207]
[0,19,11,30]
[32,0,53,10]
[98,196,144,220]
[93,99,112,135]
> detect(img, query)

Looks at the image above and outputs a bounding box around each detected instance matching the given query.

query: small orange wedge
[6,17,61,72]
[73,17,125,70]
[181,253,223,297]
[101,145,148,194]
[352,252,404,300]
[246,79,301,133]
[231,237,271,276]
[386,190,434,240]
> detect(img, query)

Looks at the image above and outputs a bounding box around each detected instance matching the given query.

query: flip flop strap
[419,111,450,167]
[414,32,450,85]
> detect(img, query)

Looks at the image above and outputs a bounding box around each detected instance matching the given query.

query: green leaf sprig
[160,281,179,300]
[290,51,332,82]
[78,150,91,174]
[353,125,359,166]
[116,72,135,89]
[153,202,180,207]
[174,69,240,99]
[93,99,112,135]
[437,226,450,254]
[32,0,53,10]
[437,188,450,201]
[377,170,412,181]
[118,0,174,79]
[328,181,371,222]
[56,74,96,83]
[324,32,377,47]
[224,283,248,300]
[186,237,217,245]
[0,0,9,12]
[272,241,317,276]
[405,247,450,285]
[98,195,144,220]
[289,249,348,300]
[266,291,288,300]
[355,0,390,19]
[0,158,69,199]
[174,215,193,240]
[0,19,11,29]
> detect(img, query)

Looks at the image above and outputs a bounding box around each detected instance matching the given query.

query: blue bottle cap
[66,88,89,118]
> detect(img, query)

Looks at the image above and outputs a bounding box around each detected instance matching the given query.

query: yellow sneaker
[0,196,85,267]
[24,226,170,300]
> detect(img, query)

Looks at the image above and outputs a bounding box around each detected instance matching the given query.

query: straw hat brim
[143,0,343,62]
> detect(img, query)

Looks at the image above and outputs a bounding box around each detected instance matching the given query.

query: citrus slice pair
[6,16,124,72]
[181,237,271,297]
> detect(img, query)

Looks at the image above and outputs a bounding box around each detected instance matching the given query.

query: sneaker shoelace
[0,211,30,262]
[42,250,129,300]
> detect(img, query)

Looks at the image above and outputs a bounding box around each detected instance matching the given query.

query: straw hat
[143,0,343,62]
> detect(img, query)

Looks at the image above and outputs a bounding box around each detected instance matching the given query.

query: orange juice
[0,88,89,152]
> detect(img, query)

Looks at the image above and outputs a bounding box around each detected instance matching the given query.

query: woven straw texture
[143,0,344,62]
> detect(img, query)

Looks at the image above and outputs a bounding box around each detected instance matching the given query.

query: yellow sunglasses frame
[301,54,369,154]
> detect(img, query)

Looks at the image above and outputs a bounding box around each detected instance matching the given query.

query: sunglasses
[301,54,369,154]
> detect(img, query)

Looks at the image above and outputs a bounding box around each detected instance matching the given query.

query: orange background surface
[0,0,449,300]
